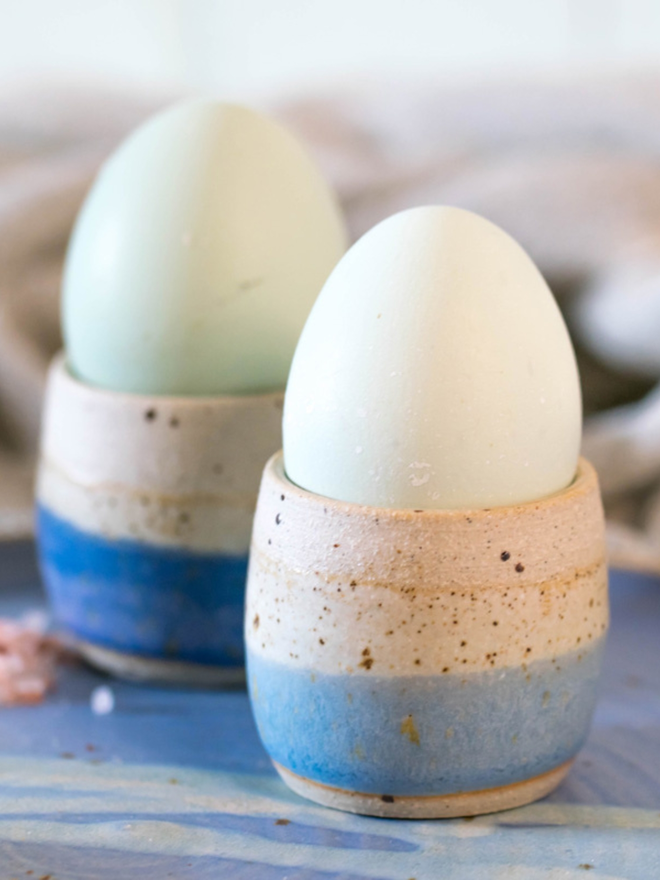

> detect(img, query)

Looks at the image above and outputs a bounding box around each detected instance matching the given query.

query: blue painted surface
[36,504,247,665]
[248,642,604,796]
[0,548,658,878]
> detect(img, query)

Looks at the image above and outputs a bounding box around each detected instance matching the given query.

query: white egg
[283,206,581,510]
[63,100,347,395]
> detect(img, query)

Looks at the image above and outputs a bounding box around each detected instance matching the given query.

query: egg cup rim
[268,449,598,522]
[51,352,284,408]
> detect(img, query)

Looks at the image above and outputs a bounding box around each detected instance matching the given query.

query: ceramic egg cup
[246,452,608,818]
[36,355,282,685]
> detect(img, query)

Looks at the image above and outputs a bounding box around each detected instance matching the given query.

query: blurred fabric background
[3,0,660,573]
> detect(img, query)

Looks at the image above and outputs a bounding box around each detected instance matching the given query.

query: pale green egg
[284,206,582,510]
[63,100,347,395]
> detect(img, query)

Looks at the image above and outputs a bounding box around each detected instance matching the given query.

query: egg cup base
[79,641,246,688]
[274,759,573,819]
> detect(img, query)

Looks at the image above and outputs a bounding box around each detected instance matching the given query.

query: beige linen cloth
[2,77,660,573]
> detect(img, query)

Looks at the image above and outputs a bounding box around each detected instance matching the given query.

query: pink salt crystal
[0,616,66,706]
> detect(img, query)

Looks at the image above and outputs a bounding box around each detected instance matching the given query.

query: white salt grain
[91,685,115,715]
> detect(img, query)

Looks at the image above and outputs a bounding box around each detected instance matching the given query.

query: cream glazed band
[246,451,609,817]
[36,354,283,682]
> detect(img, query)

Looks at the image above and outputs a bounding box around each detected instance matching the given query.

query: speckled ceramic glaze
[36,355,282,684]
[246,452,609,818]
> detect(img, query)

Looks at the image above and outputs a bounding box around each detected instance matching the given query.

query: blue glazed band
[37,504,247,666]
[248,640,605,797]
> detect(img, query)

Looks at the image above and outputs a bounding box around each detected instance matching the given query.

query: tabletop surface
[0,541,658,880]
